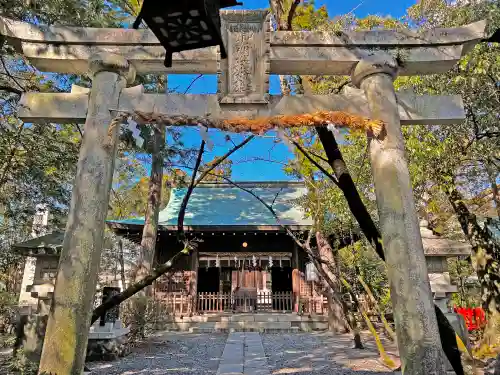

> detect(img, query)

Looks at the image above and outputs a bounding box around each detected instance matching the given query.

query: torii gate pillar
[353,57,447,374]
[38,53,135,375]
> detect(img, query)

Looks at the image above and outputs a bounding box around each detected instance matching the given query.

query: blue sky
[166,0,417,181]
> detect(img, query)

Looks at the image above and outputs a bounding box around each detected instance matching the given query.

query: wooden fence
[197,291,295,313]
[154,292,193,315]
[299,296,327,315]
[152,291,328,315]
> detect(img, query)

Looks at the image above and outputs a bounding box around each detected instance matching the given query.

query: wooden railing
[299,296,328,315]
[155,292,193,315]
[151,291,328,315]
[197,291,295,313]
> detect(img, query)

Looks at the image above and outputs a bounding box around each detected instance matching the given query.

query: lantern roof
[419,222,471,257]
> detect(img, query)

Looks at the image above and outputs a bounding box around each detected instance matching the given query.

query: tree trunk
[315,231,348,333]
[268,1,291,96]
[305,239,363,348]
[131,123,166,338]
[316,127,385,260]
[485,160,500,218]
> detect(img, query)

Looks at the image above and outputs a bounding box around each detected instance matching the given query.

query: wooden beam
[18,87,465,126]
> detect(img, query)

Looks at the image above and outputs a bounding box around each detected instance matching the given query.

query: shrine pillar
[292,243,300,313]
[39,53,135,375]
[189,248,199,315]
[352,57,446,374]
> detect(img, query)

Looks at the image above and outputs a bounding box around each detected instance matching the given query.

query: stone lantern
[420,220,472,312]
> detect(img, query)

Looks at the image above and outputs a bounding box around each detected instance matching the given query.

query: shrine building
[14,181,472,318]
[107,181,322,315]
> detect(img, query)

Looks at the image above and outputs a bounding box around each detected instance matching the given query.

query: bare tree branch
[178,140,205,239]
[0,85,22,95]
[306,149,329,163]
[0,55,25,91]
[193,135,255,187]
[75,124,83,137]
[91,250,184,324]
[183,74,203,94]
[290,137,340,187]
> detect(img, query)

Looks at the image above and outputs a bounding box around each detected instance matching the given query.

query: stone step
[198,321,292,330]
[162,313,328,324]
[156,314,329,332]
[189,326,300,333]
[291,321,329,331]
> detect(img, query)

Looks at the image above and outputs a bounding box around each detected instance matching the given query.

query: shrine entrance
[196,263,294,313]
[197,267,220,293]
[271,267,293,294]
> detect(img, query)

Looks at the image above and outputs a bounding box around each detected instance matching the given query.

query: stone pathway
[86,331,405,375]
[217,332,270,375]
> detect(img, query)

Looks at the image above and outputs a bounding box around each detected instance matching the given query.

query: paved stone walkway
[217,332,270,375]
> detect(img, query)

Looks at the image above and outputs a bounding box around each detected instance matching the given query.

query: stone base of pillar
[14,315,131,365]
[14,314,48,363]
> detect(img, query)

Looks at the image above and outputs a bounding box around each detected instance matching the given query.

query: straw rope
[108,110,384,146]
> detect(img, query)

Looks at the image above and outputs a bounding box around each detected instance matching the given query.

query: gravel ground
[89,332,227,375]
[89,331,399,375]
[262,332,400,375]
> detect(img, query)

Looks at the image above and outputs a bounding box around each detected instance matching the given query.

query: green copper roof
[109,182,312,229]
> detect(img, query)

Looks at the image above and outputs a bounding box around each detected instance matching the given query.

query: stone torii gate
[0,10,487,375]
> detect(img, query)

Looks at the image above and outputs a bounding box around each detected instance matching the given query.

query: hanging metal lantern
[133,0,243,68]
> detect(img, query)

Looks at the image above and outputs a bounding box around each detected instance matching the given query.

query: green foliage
[449,257,480,307]
[339,241,389,302]
[291,1,329,31]
[399,0,500,206]
[7,349,39,375]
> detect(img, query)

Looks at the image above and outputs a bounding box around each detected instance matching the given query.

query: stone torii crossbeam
[0,10,488,375]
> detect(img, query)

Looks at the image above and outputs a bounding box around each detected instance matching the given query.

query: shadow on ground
[88,331,400,375]
[263,331,399,375]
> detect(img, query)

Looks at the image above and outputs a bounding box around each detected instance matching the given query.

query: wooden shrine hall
[108,181,326,315]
